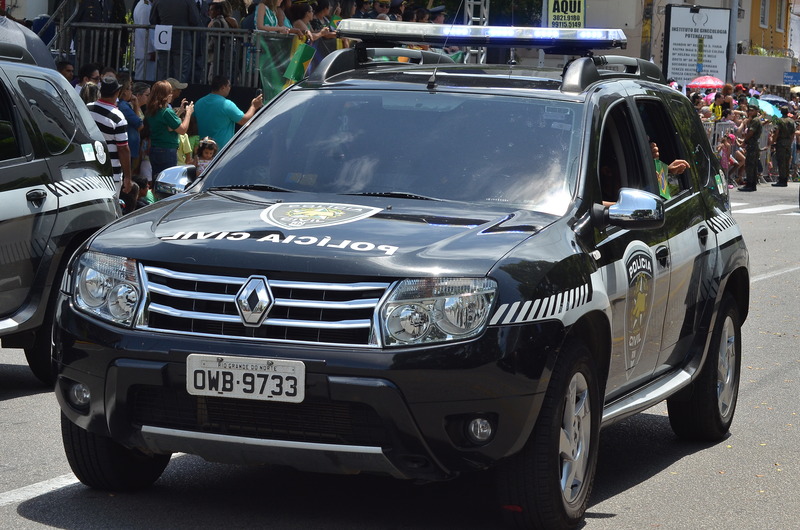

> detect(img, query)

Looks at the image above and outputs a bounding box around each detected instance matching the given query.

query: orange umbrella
[686,75,725,90]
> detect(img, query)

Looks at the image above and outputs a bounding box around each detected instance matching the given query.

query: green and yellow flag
[284,40,317,83]
[256,33,296,100]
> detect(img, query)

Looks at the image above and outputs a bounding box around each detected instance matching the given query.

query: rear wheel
[667,294,741,441]
[61,413,170,491]
[496,339,600,529]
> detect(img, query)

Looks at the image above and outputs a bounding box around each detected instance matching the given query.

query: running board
[601,369,693,428]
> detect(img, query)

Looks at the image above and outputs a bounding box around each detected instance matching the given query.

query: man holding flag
[194,75,263,148]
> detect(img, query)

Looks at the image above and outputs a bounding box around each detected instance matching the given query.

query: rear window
[205,90,583,216]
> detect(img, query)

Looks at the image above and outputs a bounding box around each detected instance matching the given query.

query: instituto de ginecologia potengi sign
[663,5,731,88]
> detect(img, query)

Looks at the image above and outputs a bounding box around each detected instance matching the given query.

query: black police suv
[55,22,749,529]
[0,47,119,384]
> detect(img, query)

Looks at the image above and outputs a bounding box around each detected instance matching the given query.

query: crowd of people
[686,80,800,192]
[44,0,451,215]
[129,0,449,84]
[60,58,263,214]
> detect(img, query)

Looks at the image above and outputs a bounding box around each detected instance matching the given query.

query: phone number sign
[545,0,585,28]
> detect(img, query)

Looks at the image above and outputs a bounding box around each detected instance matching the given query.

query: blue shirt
[194,93,245,148]
[117,99,142,160]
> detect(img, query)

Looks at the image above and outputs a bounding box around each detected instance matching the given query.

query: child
[133,174,154,208]
[195,137,218,173]
[716,133,735,188]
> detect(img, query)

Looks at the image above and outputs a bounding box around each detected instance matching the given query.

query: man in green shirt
[194,76,263,148]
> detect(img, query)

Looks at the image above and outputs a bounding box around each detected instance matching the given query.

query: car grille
[139,264,391,346]
[129,385,389,447]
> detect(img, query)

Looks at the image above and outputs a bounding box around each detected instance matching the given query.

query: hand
[252,94,263,109]
[668,159,690,174]
[185,101,194,114]
[121,176,132,194]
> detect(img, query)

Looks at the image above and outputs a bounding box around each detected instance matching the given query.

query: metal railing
[68,23,269,88]
[704,120,777,182]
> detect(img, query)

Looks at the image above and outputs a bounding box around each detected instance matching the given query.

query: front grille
[139,265,391,346]
[129,385,389,447]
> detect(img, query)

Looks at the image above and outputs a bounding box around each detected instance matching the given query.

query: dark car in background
[54,22,749,529]
[0,47,119,384]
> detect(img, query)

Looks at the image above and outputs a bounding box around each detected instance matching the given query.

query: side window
[635,98,691,199]
[597,101,654,204]
[0,83,22,162]
[16,76,77,156]
[669,95,713,188]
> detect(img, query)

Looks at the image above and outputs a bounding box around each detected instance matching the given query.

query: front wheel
[61,413,171,491]
[496,339,601,529]
[667,293,741,441]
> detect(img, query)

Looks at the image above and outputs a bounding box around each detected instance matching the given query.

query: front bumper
[55,295,565,481]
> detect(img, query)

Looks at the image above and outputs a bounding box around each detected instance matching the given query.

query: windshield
[205,90,583,216]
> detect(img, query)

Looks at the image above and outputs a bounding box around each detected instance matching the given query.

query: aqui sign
[545,0,585,29]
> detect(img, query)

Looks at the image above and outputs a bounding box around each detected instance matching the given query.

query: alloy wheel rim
[717,315,737,419]
[559,372,591,505]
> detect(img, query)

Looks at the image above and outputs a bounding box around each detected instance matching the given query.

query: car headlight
[380,278,497,346]
[73,251,141,326]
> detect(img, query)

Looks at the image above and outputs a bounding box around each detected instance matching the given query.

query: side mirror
[153,165,197,200]
[606,188,665,229]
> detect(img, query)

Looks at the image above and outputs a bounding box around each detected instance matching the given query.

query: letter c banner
[154,25,173,51]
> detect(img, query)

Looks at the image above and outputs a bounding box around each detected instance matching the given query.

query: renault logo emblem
[235,276,273,327]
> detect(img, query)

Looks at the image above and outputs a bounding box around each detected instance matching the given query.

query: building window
[759,0,769,27]
[776,0,785,31]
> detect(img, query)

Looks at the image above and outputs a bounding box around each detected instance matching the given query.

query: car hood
[91,191,558,277]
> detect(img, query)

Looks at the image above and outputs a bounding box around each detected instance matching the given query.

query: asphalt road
[2,183,799,529]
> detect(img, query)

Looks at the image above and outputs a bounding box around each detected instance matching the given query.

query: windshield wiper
[207,184,294,192]
[344,191,444,201]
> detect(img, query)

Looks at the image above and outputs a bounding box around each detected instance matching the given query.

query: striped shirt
[87,100,128,182]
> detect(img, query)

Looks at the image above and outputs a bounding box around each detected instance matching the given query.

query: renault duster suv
[54,22,749,529]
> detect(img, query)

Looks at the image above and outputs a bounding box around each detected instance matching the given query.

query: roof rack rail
[561,55,666,92]
[0,43,37,66]
[307,44,455,85]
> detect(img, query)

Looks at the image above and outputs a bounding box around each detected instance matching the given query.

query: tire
[496,339,601,530]
[667,293,741,441]
[61,413,170,491]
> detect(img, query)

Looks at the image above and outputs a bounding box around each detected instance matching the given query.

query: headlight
[380,278,497,346]
[74,251,141,326]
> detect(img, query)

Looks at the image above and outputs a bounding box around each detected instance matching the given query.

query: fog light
[466,417,493,444]
[68,383,91,408]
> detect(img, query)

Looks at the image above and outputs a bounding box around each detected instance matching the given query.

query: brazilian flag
[256,33,297,101]
[284,41,317,83]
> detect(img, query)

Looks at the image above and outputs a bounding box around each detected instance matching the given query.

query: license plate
[186,354,305,403]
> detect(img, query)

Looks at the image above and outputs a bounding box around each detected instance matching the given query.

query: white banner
[665,6,731,89]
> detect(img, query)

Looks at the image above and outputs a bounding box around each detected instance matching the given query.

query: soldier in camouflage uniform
[739,105,762,192]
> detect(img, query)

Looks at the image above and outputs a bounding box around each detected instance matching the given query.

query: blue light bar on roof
[336,19,627,51]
